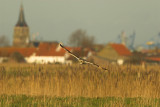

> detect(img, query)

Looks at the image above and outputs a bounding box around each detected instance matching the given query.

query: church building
[13,4,30,47]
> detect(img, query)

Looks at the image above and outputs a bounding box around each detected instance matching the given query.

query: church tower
[13,4,30,47]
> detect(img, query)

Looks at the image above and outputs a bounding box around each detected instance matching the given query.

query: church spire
[13,3,30,47]
[16,4,28,27]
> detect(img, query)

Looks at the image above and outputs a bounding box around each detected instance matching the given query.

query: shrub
[9,52,25,63]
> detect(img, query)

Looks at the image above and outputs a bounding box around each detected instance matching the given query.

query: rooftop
[110,43,131,56]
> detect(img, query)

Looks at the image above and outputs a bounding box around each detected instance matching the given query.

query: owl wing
[60,44,80,61]
[60,43,108,71]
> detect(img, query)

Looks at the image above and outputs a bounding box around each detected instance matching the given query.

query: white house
[25,42,70,64]
[0,42,92,64]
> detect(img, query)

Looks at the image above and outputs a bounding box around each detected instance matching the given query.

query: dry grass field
[0,63,160,106]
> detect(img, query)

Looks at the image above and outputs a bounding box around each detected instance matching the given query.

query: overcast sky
[1,0,160,46]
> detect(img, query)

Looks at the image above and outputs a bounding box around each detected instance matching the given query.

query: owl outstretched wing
[60,43,108,71]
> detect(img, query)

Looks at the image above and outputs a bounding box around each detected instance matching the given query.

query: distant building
[0,4,92,64]
[97,43,131,65]
[141,48,160,64]
[0,42,92,64]
[146,57,160,63]
[0,47,36,63]
[13,4,30,47]
[27,42,68,64]
[92,44,105,52]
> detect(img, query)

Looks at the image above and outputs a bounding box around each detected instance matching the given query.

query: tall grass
[0,63,160,98]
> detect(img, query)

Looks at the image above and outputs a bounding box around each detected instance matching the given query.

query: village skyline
[1,0,160,46]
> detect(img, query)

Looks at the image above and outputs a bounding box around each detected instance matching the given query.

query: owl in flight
[60,43,108,71]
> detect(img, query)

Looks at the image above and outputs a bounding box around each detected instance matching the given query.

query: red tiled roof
[36,42,57,56]
[0,43,85,57]
[36,43,70,56]
[64,47,81,51]
[0,47,36,57]
[110,43,131,56]
[36,49,66,56]
[38,42,58,50]
[146,57,160,61]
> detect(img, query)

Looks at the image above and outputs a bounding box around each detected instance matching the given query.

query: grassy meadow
[0,63,160,106]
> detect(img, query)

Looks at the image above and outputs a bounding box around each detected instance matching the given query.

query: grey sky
[0,0,160,45]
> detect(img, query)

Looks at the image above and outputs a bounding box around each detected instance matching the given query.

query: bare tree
[68,29,95,48]
[0,35,10,47]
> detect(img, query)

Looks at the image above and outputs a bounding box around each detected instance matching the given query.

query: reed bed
[0,63,160,98]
